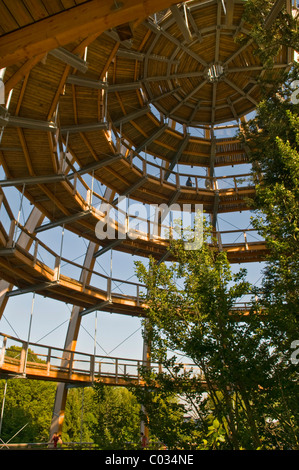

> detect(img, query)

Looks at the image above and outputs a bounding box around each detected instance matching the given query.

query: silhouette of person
[186,177,193,187]
[141,432,148,449]
[51,433,59,448]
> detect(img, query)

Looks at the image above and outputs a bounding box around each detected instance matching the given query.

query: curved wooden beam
[0,0,177,67]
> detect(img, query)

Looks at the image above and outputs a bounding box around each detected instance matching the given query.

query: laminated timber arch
[0,2,292,224]
[0,0,294,440]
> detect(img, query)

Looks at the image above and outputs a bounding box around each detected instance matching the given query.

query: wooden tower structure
[0,0,294,438]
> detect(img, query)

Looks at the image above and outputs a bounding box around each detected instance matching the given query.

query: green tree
[242,0,299,66]
[131,358,229,450]
[91,384,141,449]
[131,363,202,450]
[63,387,97,444]
[240,76,299,449]
[0,378,56,443]
[236,3,299,447]
[134,229,290,449]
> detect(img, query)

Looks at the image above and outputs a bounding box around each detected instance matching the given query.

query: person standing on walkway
[141,432,148,449]
[51,432,59,449]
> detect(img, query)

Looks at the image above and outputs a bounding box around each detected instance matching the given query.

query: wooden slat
[0,1,19,33]
[2,0,34,28]
[22,0,52,21]
[0,0,177,67]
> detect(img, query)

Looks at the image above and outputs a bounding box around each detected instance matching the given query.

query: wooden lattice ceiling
[0,0,293,262]
[132,1,290,125]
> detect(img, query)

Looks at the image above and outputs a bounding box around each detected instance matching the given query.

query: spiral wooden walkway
[0,0,290,276]
[0,332,204,387]
[0,0,294,437]
[0,187,265,316]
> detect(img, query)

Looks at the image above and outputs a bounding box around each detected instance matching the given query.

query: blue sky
[0,178,264,364]
[0,109,265,365]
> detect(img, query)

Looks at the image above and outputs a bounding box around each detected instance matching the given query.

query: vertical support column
[0,68,6,105]
[0,207,44,319]
[53,225,65,282]
[49,187,114,439]
[207,126,222,250]
[153,160,167,238]
[49,240,98,438]
[140,319,151,446]
[104,72,108,123]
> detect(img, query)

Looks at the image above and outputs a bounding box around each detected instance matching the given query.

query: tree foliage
[238,66,299,449]
[91,383,141,449]
[133,201,299,449]
[0,1,298,451]
[0,378,142,448]
[131,47,299,446]
[63,387,97,444]
[0,378,56,443]
[242,0,299,66]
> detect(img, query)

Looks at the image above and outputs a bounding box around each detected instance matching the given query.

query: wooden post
[49,189,112,440]
[140,319,151,444]
[115,358,119,384]
[136,284,140,306]
[19,342,27,374]
[47,348,51,376]
[90,354,95,382]
[0,336,7,367]
[68,351,74,378]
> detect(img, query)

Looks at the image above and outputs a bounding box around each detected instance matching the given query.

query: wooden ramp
[0,220,266,316]
[0,333,204,387]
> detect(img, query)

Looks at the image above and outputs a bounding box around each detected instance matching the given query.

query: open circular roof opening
[207,63,225,83]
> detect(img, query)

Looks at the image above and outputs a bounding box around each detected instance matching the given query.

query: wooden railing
[0,333,203,386]
[0,441,97,450]
[110,131,252,191]
[0,186,263,307]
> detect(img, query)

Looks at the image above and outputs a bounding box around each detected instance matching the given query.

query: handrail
[0,164,256,249]
[0,332,203,385]
[0,128,251,194]
[0,189,262,309]
[0,442,98,450]
[2,220,261,296]
[116,137,251,189]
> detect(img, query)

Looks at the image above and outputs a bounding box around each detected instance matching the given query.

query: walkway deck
[0,332,203,387]
[0,223,263,316]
